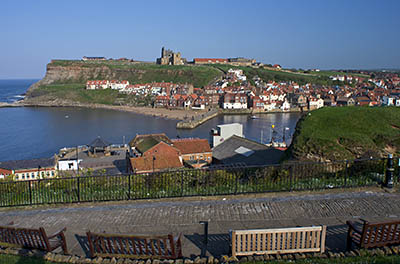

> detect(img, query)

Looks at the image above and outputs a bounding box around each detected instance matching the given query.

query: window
[51,171,55,176]
[15,176,19,180]
[22,174,25,179]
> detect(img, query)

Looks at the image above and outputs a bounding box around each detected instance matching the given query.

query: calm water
[0,80,301,161]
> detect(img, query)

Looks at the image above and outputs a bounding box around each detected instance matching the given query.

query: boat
[250,115,259,119]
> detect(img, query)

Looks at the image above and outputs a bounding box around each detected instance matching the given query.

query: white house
[263,101,276,111]
[281,100,291,111]
[86,80,110,90]
[223,94,247,109]
[382,95,396,106]
[309,98,324,109]
[58,159,82,171]
[110,80,130,90]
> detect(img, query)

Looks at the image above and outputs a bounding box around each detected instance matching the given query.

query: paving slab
[1,190,400,257]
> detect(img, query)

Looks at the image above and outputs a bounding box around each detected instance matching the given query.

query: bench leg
[346,231,352,251]
[60,233,68,255]
[62,242,68,255]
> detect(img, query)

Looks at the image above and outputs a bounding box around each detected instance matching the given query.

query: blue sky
[1,0,399,78]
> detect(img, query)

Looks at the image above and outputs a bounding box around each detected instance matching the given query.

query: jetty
[176,109,219,129]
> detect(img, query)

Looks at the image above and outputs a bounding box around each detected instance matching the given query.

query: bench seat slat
[231,226,326,257]
[0,226,67,254]
[86,232,182,259]
[347,219,400,250]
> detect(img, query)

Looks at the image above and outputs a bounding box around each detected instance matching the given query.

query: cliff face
[27,64,145,96]
[27,60,222,97]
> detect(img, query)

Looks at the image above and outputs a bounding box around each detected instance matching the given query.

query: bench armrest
[359,218,369,224]
[346,221,362,235]
[48,227,67,239]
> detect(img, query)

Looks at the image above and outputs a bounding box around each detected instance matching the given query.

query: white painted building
[309,98,324,109]
[58,159,82,171]
[211,123,243,147]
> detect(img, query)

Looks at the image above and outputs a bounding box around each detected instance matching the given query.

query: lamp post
[386,154,394,188]
[199,221,209,257]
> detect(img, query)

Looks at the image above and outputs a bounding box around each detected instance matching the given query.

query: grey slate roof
[88,137,110,148]
[212,135,284,166]
[0,157,55,170]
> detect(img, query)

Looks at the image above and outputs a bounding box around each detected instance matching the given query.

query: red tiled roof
[171,138,212,155]
[130,154,183,173]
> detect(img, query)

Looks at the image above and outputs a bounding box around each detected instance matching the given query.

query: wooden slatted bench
[231,226,326,257]
[347,219,400,250]
[86,231,182,259]
[0,225,68,254]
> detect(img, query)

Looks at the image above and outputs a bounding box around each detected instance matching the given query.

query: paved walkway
[1,190,400,257]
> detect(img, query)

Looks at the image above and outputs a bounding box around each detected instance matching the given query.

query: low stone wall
[2,245,400,264]
[176,109,219,129]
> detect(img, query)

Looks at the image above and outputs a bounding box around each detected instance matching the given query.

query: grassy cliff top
[287,107,400,161]
[47,60,223,87]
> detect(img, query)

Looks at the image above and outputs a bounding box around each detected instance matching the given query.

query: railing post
[234,170,238,195]
[128,174,131,200]
[385,154,394,188]
[28,181,33,205]
[289,165,293,191]
[344,160,348,187]
[77,177,80,202]
[181,170,184,197]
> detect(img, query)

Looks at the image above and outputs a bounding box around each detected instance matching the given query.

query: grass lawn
[31,83,125,105]
[3,254,400,264]
[0,254,64,264]
[245,254,400,263]
[288,106,400,161]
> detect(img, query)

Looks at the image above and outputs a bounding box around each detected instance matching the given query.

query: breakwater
[176,109,219,129]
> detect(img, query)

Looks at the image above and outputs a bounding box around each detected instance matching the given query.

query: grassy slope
[210,64,363,86]
[288,107,400,161]
[0,254,64,264]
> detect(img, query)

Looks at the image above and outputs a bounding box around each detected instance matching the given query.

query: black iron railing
[0,157,393,207]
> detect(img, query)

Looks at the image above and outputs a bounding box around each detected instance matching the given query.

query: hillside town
[85,67,400,112]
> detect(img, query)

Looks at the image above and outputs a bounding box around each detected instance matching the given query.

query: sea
[0,79,302,162]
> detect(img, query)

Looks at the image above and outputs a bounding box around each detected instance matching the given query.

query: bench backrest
[231,226,326,257]
[87,231,182,259]
[361,221,400,248]
[0,226,49,251]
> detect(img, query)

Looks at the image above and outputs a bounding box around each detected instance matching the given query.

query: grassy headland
[26,60,222,106]
[44,60,222,87]
[287,107,400,161]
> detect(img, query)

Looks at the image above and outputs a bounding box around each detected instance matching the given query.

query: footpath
[1,188,400,258]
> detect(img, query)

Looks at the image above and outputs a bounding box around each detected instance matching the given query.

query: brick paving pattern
[1,191,400,257]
